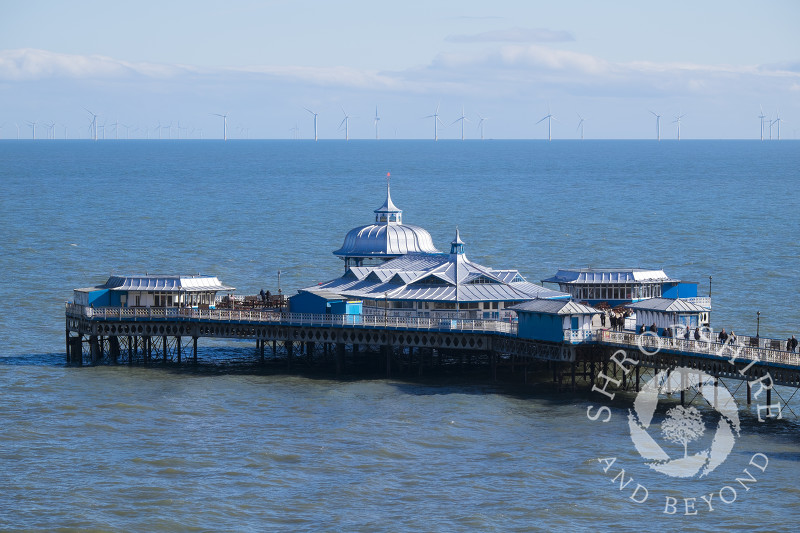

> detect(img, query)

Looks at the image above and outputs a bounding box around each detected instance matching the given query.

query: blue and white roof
[95,275,234,292]
[333,180,440,260]
[314,231,568,303]
[625,298,707,313]
[510,299,600,315]
[543,268,676,285]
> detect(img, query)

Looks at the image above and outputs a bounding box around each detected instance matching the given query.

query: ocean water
[1,140,799,530]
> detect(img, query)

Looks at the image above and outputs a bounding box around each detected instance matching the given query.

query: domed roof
[334,223,439,258]
[334,179,441,260]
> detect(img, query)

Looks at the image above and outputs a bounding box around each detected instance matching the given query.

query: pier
[65,303,800,412]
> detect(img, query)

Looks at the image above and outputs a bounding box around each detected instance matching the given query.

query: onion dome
[334,179,440,267]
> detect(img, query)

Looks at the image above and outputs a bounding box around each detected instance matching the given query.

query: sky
[1,0,798,140]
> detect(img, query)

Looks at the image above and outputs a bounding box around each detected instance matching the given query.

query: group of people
[787,335,798,352]
[600,310,630,331]
[633,323,742,345]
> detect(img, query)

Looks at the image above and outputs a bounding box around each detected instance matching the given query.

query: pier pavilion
[73,274,235,309]
[626,297,710,333]
[295,229,569,319]
[542,267,709,310]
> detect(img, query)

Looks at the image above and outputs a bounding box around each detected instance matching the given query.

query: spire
[450,227,465,255]
[374,172,402,224]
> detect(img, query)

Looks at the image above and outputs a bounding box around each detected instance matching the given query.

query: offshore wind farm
[3,102,796,141]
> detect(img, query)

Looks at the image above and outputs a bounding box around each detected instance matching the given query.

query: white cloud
[446,27,574,44]
[0,49,189,81]
[2,46,797,105]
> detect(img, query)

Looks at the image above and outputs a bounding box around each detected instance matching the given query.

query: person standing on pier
[718,328,728,344]
[789,335,798,352]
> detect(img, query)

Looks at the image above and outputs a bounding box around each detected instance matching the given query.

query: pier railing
[600,329,800,367]
[65,304,517,334]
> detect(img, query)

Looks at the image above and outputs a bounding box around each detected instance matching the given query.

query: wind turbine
[758,105,767,141]
[15,122,20,139]
[536,107,557,141]
[27,121,36,140]
[773,109,784,140]
[649,110,662,141]
[673,112,686,140]
[424,103,445,141]
[374,106,380,140]
[110,120,119,140]
[477,114,488,140]
[212,113,228,141]
[576,113,585,140]
[46,121,55,140]
[339,107,353,140]
[304,108,319,141]
[451,106,470,140]
[84,108,98,141]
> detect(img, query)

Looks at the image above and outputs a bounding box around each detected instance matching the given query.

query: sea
[1,139,798,531]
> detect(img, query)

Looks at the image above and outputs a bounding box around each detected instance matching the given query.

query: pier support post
[65,329,70,363]
[680,367,685,406]
[571,362,576,391]
[177,336,182,364]
[73,335,83,365]
[162,336,168,363]
[385,345,391,378]
[272,340,276,357]
[146,336,151,363]
[766,385,771,408]
[109,336,120,364]
[260,340,265,363]
[192,336,198,364]
[128,336,133,364]
[635,365,640,392]
[747,381,752,405]
[90,335,100,364]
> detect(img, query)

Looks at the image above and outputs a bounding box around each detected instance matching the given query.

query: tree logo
[628,367,741,478]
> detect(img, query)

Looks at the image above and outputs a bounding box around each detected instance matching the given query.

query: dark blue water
[1,140,799,529]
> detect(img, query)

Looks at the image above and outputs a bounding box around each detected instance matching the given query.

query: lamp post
[384,291,388,326]
[756,311,761,338]
[278,270,282,312]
